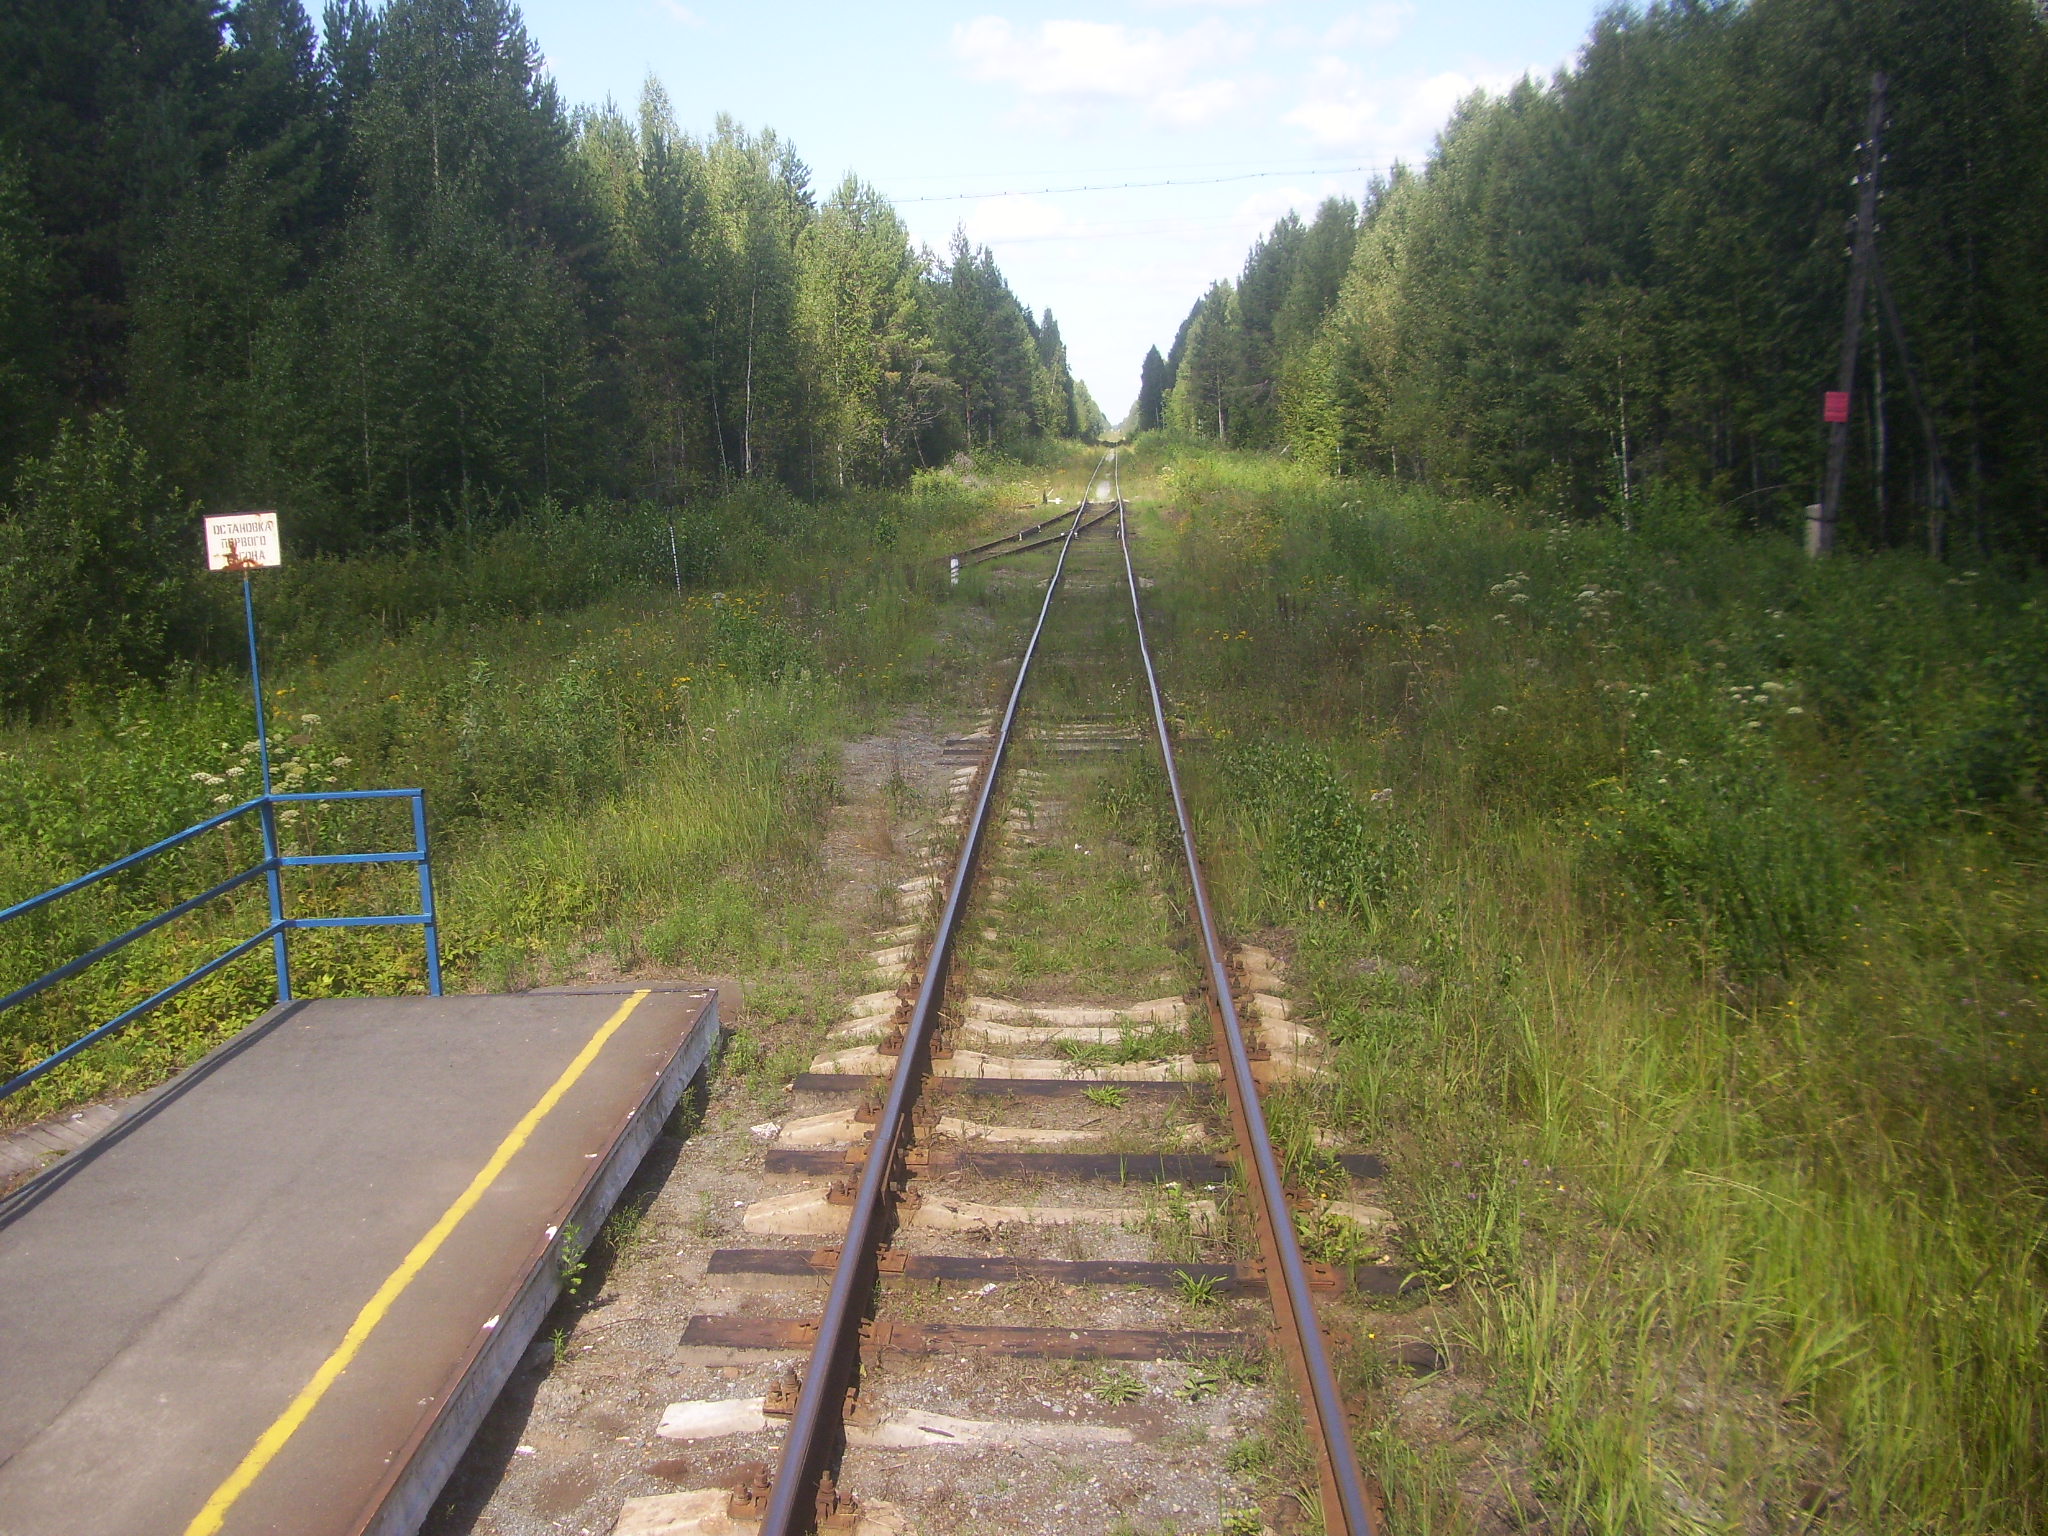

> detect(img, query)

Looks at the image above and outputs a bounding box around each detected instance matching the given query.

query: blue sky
[514,0,1609,419]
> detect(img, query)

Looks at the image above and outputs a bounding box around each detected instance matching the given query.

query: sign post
[203,511,291,1000]
[1814,73,1887,558]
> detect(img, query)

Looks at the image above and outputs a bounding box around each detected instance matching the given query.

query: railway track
[640,451,1396,1536]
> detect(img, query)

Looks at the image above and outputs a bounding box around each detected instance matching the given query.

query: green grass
[1122,437,2048,1534]
[0,463,1062,1124]
[1094,1364,1145,1404]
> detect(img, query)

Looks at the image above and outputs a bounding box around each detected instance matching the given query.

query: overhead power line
[892,165,1375,204]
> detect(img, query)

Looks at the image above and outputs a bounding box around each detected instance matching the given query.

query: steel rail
[953,502,1119,566]
[943,506,1087,562]
[1114,459,1380,1536]
[756,449,1115,1536]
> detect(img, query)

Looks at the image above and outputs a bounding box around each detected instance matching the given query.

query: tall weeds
[0,469,1020,1123]
[1134,439,2047,1532]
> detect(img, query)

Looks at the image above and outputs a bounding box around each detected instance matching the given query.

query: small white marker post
[202,511,291,998]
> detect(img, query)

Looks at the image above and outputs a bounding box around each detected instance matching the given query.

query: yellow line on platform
[183,989,653,1536]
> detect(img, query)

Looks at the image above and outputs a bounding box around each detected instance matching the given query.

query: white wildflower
[299,713,322,726]
[1786,706,1805,716]
[1370,788,1395,804]
[225,765,244,779]
[330,756,352,769]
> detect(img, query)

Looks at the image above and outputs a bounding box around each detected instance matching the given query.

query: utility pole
[1811,72,1887,558]
[1867,251,1956,561]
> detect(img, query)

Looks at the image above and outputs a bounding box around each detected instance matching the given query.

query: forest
[1136,0,2048,562]
[0,0,1105,715]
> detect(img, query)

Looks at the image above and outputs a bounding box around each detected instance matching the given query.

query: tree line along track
[660,450,1393,1536]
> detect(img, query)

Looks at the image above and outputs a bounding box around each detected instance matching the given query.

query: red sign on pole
[1823,390,1851,424]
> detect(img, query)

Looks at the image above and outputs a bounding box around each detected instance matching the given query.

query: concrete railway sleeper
[647,450,1388,1536]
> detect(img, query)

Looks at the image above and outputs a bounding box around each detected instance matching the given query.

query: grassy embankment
[0,453,1086,1128]
[1121,436,2046,1534]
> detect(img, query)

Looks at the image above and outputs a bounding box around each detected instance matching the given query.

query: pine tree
[1135,347,1170,433]
[0,0,235,405]
[1166,283,1236,442]
[0,156,58,469]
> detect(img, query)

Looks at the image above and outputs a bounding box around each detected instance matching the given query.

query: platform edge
[356,989,721,1536]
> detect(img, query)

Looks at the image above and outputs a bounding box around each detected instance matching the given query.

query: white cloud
[951,16,1251,126]
[1149,78,1249,127]
[1285,59,1522,160]
[1323,3,1415,51]
[653,0,705,25]
[1231,186,1326,230]
[963,195,1077,244]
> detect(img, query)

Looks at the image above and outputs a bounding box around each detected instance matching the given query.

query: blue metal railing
[0,789,442,1101]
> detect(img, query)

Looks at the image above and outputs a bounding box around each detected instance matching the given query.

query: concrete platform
[0,983,718,1536]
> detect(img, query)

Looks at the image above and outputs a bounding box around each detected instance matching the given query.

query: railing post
[244,573,291,1003]
[244,575,276,797]
[258,796,292,1002]
[412,792,444,997]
